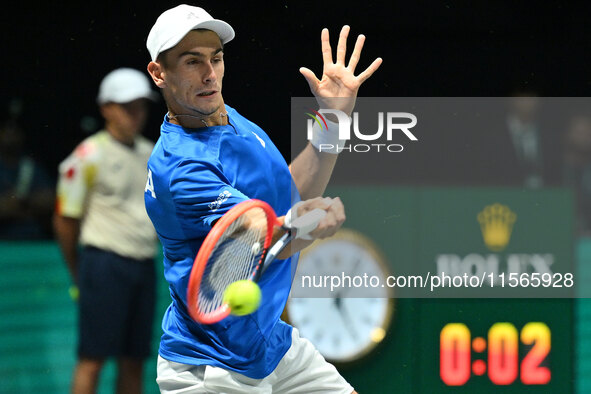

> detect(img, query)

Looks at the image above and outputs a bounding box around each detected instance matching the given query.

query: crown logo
[477,203,516,251]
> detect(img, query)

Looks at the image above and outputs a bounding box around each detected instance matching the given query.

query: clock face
[286,229,394,364]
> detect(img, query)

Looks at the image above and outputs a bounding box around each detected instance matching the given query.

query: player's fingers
[357,57,383,84]
[335,25,350,65]
[323,198,345,231]
[327,197,346,225]
[310,197,345,238]
[309,222,332,239]
[321,28,333,65]
[322,211,338,228]
[299,67,320,92]
[347,34,365,72]
[313,215,343,238]
[295,196,328,216]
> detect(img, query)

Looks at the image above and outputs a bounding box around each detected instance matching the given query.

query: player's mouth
[197,90,218,98]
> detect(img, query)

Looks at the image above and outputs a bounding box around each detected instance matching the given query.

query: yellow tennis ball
[223,280,261,316]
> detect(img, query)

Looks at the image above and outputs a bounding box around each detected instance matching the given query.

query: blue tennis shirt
[144,105,298,378]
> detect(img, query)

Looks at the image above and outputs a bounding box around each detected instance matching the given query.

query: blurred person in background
[462,90,561,187]
[0,99,55,239]
[503,93,546,188]
[53,68,159,394]
[563,113,591,237]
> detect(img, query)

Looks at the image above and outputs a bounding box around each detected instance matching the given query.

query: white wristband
[284,201,304,229]
[309,118,347,154]
[284,201,314,240]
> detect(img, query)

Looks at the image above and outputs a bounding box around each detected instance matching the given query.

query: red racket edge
[187,199,279,324]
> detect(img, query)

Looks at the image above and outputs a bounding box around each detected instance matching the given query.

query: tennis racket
[187,199,327,324]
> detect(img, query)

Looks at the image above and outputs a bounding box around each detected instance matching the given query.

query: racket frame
[187,199,279,324]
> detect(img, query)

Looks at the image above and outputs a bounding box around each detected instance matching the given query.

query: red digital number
[520,322,551,384]
[488,322,519,385]
[440,323,471,386]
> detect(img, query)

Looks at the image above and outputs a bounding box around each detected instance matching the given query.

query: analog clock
[285,228,394,364]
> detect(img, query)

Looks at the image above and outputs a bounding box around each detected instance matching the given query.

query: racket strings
[198,209,268,314]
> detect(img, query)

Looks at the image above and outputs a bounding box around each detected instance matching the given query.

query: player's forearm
[277,238,314,259]
[268,222,315,260]
[53,214,81,283]
[289,143,338,200]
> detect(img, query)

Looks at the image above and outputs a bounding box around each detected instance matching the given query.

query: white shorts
[156,328,354,393]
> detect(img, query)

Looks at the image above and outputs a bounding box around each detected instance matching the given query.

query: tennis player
[144,5,381,393]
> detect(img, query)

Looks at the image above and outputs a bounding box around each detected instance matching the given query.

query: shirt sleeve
[55,142,98,219]
[170,159,249,238]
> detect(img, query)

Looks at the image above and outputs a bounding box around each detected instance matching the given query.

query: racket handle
[259,206,328,279]
[292,208,327,240]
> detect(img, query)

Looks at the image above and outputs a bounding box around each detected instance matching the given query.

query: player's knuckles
[313,219,335,236]
[322,215,338,229]
[330,205,345,219]
[302,197,328,211]
[318,197,333,210]
[328,204,345,221]
[330,217,344,232]
[329,197,344,210]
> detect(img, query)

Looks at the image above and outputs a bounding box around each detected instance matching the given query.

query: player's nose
[202,62,217,84]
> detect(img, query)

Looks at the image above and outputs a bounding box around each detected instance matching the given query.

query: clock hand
[334,294,359,340]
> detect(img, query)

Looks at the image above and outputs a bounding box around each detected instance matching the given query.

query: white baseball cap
[97,68,158,105]
[146,5,235,62]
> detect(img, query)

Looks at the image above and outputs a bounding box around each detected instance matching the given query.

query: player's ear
[147,61,167,88]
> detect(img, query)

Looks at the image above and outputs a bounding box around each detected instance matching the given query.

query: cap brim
[195,19,235,44]
[155,19,235,61]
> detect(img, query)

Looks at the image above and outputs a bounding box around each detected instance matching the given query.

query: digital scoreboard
[307,186,575,393]
[441,322,550,386]
[331,298,573,393]
[419,299,572,393]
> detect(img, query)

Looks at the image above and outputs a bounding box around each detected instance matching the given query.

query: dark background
[3,0,591,181]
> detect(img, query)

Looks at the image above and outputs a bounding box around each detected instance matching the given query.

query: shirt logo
[145,169,156,198]
[209,190,232,212]
[65,166,76,180]
[251,131,265,148]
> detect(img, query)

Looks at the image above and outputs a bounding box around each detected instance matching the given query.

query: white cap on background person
[96,68,158,104]
[146,4,235,62]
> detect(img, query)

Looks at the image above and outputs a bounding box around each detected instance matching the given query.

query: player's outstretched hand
[299,25,382,116]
